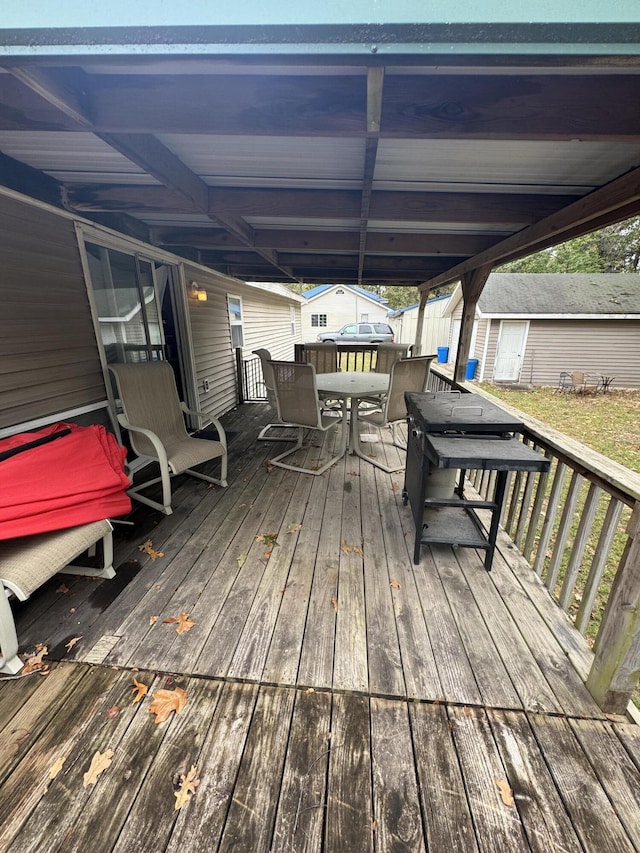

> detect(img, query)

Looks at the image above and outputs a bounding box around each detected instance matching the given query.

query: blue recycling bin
[436,346,449,363]
[466,358,479,380]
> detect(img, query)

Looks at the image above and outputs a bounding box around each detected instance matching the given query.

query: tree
[499,216,640,274]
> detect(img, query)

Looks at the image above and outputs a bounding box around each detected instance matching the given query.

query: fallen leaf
[287,523,302,534]
[106,706,121,719]
[340,540,352,554]
[83,749,114,787]
[495,778,514,807]
[22,645,48,675]
[389,579,401,589]
[149,686,188,724]
[256,532,279,547]
[176,613,195,635]
[174,765,200,811]
[353,545,364,558]
[149,615,159,626]
[331,596,338,612]
[132,679,149,703]
[48,757,65,780]
[55,583,69,594]
[264,461,275,474]
[138,539,164,560]
[65,636,82,652]
[237,553,247,569]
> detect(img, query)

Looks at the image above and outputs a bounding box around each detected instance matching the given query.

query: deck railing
[427,365,640,714]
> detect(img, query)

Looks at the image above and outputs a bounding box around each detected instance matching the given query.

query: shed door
[494,321,528,381]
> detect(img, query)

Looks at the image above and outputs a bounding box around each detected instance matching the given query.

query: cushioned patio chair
[109,362,227,515]
[252,349,298,443]
[268,360,347,475]
[357,355,435,472]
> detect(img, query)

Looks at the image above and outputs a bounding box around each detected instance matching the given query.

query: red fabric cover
[0,422,131,540]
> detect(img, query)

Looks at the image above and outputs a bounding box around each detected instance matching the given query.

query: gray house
[444,274,640,388]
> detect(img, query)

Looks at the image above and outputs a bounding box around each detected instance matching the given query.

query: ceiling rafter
[357,67,384,285]
[5,64,299,283]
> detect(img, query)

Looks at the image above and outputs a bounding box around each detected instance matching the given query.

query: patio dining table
[316,371,389,460]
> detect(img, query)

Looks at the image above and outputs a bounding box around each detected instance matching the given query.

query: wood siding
[301,288,388,341]
[392,302,451,355]
[0,193,106,430]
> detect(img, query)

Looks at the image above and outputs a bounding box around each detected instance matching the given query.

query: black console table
[402,392,550,570]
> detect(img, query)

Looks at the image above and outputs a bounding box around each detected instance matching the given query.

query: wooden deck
[2,403,640,851]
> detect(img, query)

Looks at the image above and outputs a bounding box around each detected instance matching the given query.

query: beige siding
[509,320,640,389]
[301,288,388,340]
[185,267,302,415]
[0,193,106,430]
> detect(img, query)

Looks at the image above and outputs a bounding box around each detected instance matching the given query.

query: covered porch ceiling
[1,11,640,290]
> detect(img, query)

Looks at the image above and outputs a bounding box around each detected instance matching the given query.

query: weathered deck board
[3,404,640,851]
[1,667,639,852]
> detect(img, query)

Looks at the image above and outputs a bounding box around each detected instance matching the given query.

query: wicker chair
[358,355,435,472]
[268,360,347,475]
[109,361,227,515]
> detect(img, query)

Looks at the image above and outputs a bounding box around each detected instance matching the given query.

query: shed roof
[447,273,640,316]
[303,284,388,305]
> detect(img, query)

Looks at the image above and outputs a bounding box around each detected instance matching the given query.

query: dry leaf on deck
[163,613,195,634]
[106,706,120,719]
[149,686,188,724]
[149,615,159,626]
[495,778,514,807]
[138,539,164,560]
[48,757,65,781]
[174,765,200,811]
[237,553,247,569]
[65,636,82,652]
[331,596,338,612]
[83,749,114,787]
[287,523,302,534]
[22,645,49,675]
[132,678,149,703]
[55,583,69,594]
[389,579,401,589]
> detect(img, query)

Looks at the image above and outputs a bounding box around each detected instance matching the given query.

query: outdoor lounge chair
[109,361,227,515]
[357,355,435,472]
[268,360,347,475]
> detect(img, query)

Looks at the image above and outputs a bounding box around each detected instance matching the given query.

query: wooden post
[586,501,640,714]
[413,289,428,355]
[454,265,492,384]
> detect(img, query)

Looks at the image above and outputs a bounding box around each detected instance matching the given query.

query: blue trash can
[466,358,479,380]
[436,346,449,363]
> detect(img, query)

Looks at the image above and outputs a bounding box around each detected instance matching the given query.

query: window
[85,242,168,364]
[360,313,369,322]
[311,314,327,327]
[227,295,244,348]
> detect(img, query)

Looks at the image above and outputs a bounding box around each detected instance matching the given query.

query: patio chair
[374,343,410,373]
[357,355,435,472]
[268,360,347,475]
[109,361,227,515]
[302,342,339,373]
[252,349,298,443]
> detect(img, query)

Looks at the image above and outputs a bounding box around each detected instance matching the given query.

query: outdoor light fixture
[190,281,207,301]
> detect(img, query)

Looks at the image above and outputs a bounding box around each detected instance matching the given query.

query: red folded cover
[0,422,131,540]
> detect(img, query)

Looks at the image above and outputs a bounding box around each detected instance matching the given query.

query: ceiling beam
[152,227,499,256]
[6,64,300,283]
[10,70,636,141]
[419,165,640,290]
[357,67,384,284]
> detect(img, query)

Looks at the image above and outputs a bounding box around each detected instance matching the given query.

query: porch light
[190,281,207,301]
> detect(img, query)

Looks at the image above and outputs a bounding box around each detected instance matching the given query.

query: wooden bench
[0,520,115,674]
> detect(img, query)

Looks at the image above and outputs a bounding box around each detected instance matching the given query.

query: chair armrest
[180,403,227,450]
[116,415,170,469]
